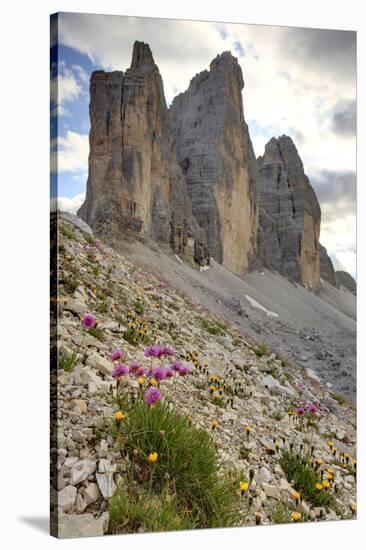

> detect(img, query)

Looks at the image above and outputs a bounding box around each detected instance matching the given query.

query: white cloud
[51,130,89,174]
[50,60,87,116]
[56,193,86,214]
[320,210,356,276]
[57,14,356,169]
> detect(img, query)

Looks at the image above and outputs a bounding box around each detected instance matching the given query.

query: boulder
[262,374,297,397]
[57,485,77,513]
[57,513,107,538]
[84,482,101,505]
[96,472,116,498]
[69,460,97,485]
[85,353,113,377]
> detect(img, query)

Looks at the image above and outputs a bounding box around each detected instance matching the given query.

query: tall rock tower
[78,41,208,265]
[169,52,258,275]
[257,136,321,289]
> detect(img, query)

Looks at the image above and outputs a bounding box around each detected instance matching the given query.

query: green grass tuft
[118,400,240,529]
[59,350,79,372]
[60,224,77,241]
[331,392,348,407]
[270,502,292,524]
[253,345,267,358]
[108,489,192,534]
[87,326,105,342]
[95,301,109,314]
[280,449,334,508]
[201,318,225,336]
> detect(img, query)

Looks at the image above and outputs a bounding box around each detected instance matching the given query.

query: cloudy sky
[51,12,356,276]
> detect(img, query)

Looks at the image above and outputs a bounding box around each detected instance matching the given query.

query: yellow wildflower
[322,480,331,488]
[328,441,334,448]
[137,376,145,386]
[148,452,158,463]
[315,483,324,490]
[114,411,126,422]
[213,392,219,400]
[240,481,249,494]
[245,425,252,432]
[149,378,158,387]
[326,468,334,474]
[291,512,301,522]
[292,491,301,501]
[211,419,219,430]
[315,458,323,466]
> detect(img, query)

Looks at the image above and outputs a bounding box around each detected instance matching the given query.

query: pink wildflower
[144,387,162,406]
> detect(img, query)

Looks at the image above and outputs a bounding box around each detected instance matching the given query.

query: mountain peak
[130,40,155,69]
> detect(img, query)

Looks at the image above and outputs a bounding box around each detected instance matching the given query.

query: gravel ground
[114,237,356,401]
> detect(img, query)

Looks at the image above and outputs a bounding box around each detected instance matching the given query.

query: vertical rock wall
[78,41,208,265]
[169,52,258,275]
[257,136,321,289]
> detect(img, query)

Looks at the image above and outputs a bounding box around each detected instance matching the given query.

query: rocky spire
[78,42,209,266]
[130,40,156,69]
[169,51,258,275]
[256,135,321,289]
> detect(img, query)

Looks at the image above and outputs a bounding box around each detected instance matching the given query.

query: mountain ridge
[78,40,354,294]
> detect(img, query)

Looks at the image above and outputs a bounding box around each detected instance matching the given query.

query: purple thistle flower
[171,360,182,372]
[112,363,130,379]
[111,349,125,362]
[82,313,97,328]
[165,368,174,378]
[177,365,191,377]
[136,366,146,377]
[144,386,162,406]
[296,407,305,416]
[129,361,142,375]
[308,403,318,413]
[160,345,176,357]
[150,366,169,381]
[144,344,162,358]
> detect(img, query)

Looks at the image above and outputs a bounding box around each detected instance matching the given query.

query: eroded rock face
[78,41,208,266]
[169,52,258,275]
[336,271,356,294]
[320,244,338,287]
[257,136,321,289]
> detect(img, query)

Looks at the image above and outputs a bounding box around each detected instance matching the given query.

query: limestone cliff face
[169,52,258,275]
[78,41,208,265]
[320,244,338,287]
[257,136,321,289]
